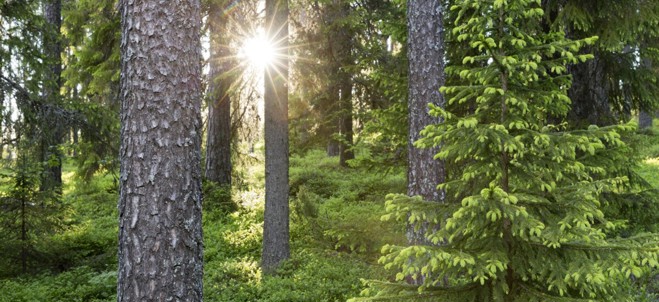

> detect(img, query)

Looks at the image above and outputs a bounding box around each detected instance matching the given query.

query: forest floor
[0,118,657,302]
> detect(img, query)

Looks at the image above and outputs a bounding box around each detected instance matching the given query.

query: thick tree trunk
[205,4,233,186]
[407,0,445,205]
[40,0,63,193]
[567,49,613,126]
[117,0,203,300]
[262,0,290,275]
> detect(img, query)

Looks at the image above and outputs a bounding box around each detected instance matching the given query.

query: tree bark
[205,2,233,186]
[331,0,354,167]
[40,0,63,193]
[407,0,445,204]
[262,0,290,275]
[639,110,653,129]
[567,48,614,126]
[117,0,203,300]
[338,72,354,166]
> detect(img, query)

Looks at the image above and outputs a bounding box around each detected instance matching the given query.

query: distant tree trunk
[20,194,27,274]
[639,110,653,129]
[326,139,340,156]
[639,52,655,130]
[40,0,63,193]
[338,74,354,166]
[407,0,445,206]
[262,0,290,275]
[335,1,354,167]
[567,49,613,126]
[71,127,78,157]
[117,0,203,300]
[205,2,233,186]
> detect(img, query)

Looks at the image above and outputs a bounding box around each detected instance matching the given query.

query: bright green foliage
[354,0,658,301]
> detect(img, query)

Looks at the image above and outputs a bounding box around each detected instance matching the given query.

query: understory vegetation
[0,119,657,301]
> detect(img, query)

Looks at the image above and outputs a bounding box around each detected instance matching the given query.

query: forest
[0,0,658,301]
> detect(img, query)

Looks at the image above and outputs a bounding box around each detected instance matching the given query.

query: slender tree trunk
[338,73,353,166]
[333,1,354,167]
[262,0,290,275]
[567,49,613,126]
[406,0,445,206]
[205,3,233,186]
[40,0,63,193]
[639,52,655,130]
[117,0,203,300]
[20,195,27,275]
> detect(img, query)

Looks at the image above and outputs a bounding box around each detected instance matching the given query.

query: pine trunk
[334,1,354,167]
[117,0,203,300]
[40,0,63,193]
[262,0,290,274]
[338,70,354,166]
[639,110,653,129]
[567,49,613,126]
[205,4,232,186]
[405,0,446,253]
[406,0,445,204]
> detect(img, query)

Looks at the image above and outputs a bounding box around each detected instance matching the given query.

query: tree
[40,0,63,193]
[205,0,234,186]
[328,0,355,167]
[542,0,659,126]
[117,0,203,300]
[262,0,290,274]
[355,0,657,300]
[406,0,445,213]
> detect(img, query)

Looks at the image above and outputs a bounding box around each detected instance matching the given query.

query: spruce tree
[353,0,658,301]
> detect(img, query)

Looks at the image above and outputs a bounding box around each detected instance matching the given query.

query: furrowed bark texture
[262,0,290,274]
[118,0,203,300]
[406,0,446,249]
[205,3,233,186]
[40,0,63,193]
[407,0,445,204]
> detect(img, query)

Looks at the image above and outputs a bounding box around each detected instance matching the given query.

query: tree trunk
[639,110,653,129]
[205,3,233,186]
[407,0,445,205]
[262,0,290,275]
[639,52,655,130]
[40,0,63,193]
[567,49,613,126]
[117,0,203,300]
[21,195,27,275]
[333,1,354,167]
[338,73,354,166]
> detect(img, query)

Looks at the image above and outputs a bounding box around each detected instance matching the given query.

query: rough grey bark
[262,0,290,274]
[117,0,203,300]
[407,0,445,205]
[205,2,233,186]
[40,0,63,193]
[567,49,613,126]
